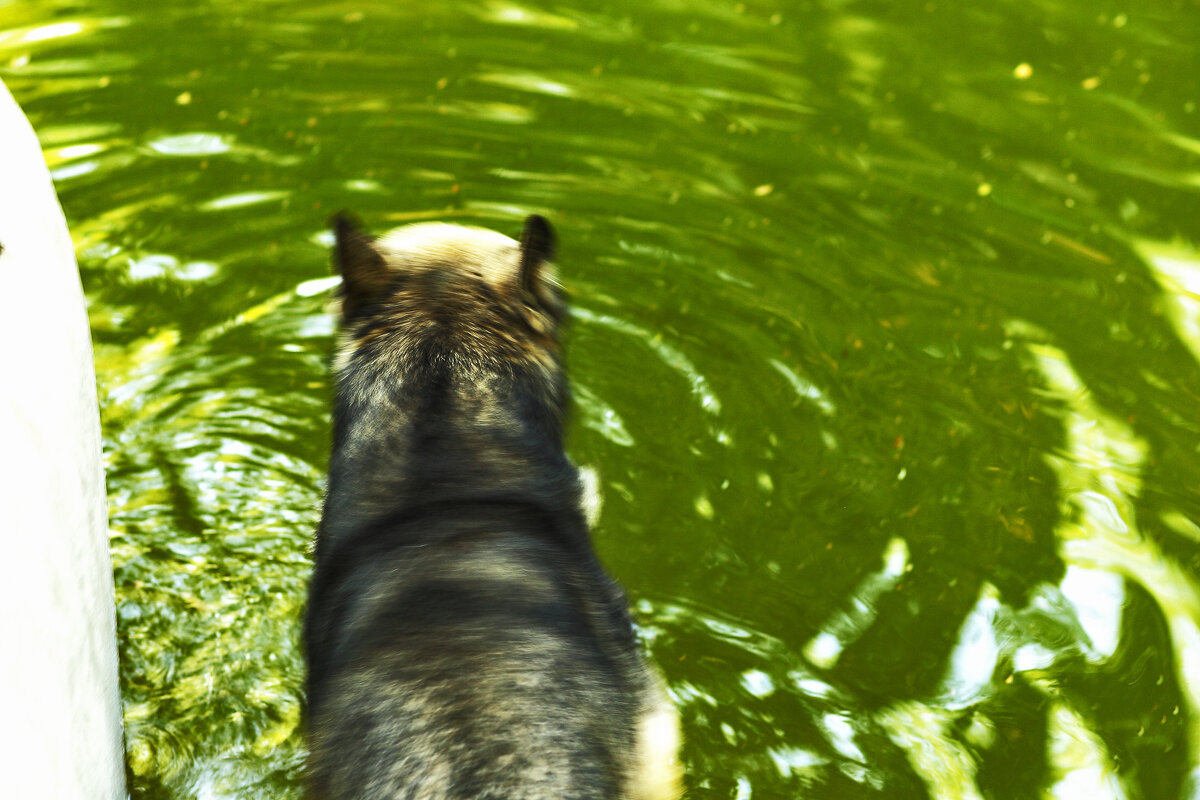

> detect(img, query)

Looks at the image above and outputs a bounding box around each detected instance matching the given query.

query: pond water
[4,0,1200,797]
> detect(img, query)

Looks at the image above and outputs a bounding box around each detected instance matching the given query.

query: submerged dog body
[305,215,680,800]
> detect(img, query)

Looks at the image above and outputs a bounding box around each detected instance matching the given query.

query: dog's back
[305,216,680,800]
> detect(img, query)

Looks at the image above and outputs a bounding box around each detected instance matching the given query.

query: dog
[304,213,682,800]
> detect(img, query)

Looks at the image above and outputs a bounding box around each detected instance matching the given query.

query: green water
[4,0,1200,797]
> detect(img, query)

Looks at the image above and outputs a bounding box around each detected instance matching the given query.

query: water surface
[3,0,1200,797]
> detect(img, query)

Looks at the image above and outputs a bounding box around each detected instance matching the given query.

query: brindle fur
[306,214,681,800]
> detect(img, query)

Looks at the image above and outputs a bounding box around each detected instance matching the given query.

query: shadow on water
[2,0,1199,797]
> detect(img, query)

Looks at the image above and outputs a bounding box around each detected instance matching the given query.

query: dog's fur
[305,214,681,800]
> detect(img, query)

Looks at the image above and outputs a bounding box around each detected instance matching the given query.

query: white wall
[0,78,126,800]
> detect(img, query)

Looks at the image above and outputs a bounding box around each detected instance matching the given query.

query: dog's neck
[320,368,580,546]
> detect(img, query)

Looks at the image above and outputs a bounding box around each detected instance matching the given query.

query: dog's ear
[518,214,556,298]
[332,212,391,316]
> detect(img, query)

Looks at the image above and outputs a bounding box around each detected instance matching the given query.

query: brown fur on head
[331,214,564,376]
[326,213,572,487]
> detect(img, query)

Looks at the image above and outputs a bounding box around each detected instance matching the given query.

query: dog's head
[329,214,567,421]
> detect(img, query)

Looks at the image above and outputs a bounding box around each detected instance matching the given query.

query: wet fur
[305,215,681,799]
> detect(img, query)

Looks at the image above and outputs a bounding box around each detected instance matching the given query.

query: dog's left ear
[332,212,391,317]
[519,214,556,297]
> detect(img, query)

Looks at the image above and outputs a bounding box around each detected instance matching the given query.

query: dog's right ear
[332,212,391,317]
[518,214,556,298]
